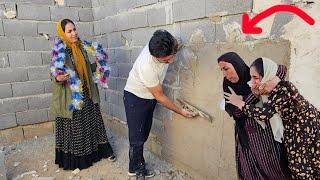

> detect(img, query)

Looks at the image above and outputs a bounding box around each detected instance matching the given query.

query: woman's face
[218,61,239,83]
[64,23,78,43]
[250,66,263,87]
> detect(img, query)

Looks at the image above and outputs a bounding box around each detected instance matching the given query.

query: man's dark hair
[251,58,264,77]
[61,19,75,32]
[149,29,178,58]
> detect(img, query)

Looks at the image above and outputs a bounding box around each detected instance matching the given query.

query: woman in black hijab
[217,52,290,180]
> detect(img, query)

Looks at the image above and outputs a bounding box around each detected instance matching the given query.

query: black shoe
[128,169,155,178]
[136,174,145,180]
[107,155,116,162]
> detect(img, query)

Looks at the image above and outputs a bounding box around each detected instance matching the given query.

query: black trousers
[123,90,157,173]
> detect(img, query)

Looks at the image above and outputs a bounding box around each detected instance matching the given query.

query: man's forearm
[155,94,182,115]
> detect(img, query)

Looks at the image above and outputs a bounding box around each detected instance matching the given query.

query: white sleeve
[138,63,159,88]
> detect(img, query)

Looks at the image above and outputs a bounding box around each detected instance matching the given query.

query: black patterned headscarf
[217,52,252,148]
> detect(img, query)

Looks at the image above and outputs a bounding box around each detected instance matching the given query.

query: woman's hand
[259,77,280,94]
[224,87,245,109]
[251,84,261,96]
[56,73,70,82]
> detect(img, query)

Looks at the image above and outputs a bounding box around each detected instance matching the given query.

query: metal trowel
[176,98,213,122]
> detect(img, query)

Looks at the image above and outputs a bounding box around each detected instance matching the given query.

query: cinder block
[38,22,56,36]
[19,0,55,5]
[24,37,52,51]
[0,113,17,130]
[105,89,112,103]
[109,64,119,77]
[100,100,110,115]
[103,0,118,16]
[107,32,125,48]
[50,7,79,21]
[113,49,131,63]
[16,108,49,125]
[110,104,126,122]
[180,19,215,43]
[93,2,117,20]
[3,20,37,36]
[129,11,148,29]
[12,81,44,97]
[121,31,133,47]
[118,63,132,78]
[0,83,12,99]
[98,86,106,102]
[65,0,92,8]
[108,77,117,91]
[132,28,155,46]
[116,0,134,13]
[93,21,102,35]
[28,94,52,110]
[28,66,50,81]
[8,51,42,67]
[92,6,106,21]
[0,68,28,84]
[114,14,129,31]
[0,36,24,51]
[131,47,143,63]
[0,53,9,68]
[173,0,205,22]
[43,80,52,93]
[94,35,108,49]
[41,52,52,65]
[116,78,127,92]
[107,49,115,63]
[0,97,28,114]
[206,0,252,16]
[17,4,50,20]
[79,8,94,22]
[148,6,170,27]
[215,15,242,42]
[109,91,120,106]
[76,22,94,36]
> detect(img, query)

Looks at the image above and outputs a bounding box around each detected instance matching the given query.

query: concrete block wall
[1,0,319,179]
[92,0,319,179]
[0,0,95,138]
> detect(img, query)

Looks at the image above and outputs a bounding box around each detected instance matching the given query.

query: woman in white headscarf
[225,57,320,179]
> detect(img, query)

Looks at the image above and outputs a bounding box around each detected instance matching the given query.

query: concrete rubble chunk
[13,162,21,167]
[32,177,55,180]
[72,168,80,175]
[13,170,37,180]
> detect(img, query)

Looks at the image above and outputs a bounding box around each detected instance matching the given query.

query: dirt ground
[1,130,190,180]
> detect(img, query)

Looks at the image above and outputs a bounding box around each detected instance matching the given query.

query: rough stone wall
[1,0,319,179]
[0,0,94,142]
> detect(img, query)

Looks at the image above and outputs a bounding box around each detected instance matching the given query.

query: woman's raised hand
[259,77,280,94]
[224,87,245,109]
